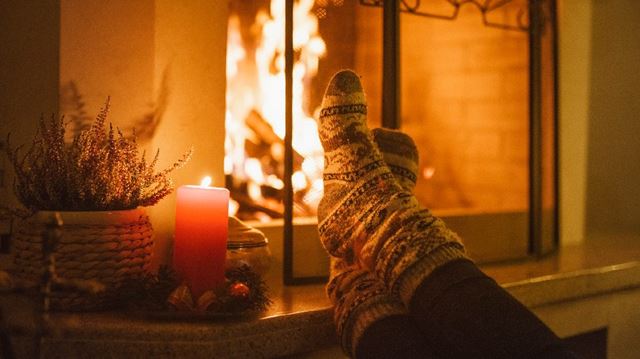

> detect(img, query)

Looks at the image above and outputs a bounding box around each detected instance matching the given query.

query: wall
[585,0,640,236]
[354,3,532,262]
[0,1,228,270]
[59,0,155,140]
[557,0,592,245]
[0,0,60,208]
[59,0,229,268]
[352,0,640,250]
[536,287,640,358]
[355,2,532,213]
[399,3,530,213]
[560,0,640,241]
[151,0,228,267]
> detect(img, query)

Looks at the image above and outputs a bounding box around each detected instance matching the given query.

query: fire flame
[200,176,212,187]
[225,0,326,218]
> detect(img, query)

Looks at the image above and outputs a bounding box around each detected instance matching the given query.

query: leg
[318,70,574,358]
[356,314,439,359]
[317,70,466,306]
[327,127,424,357]
[409,260,577,359]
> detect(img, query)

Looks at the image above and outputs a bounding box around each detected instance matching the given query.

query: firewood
[231,190,283,218]
[244,110,304,166]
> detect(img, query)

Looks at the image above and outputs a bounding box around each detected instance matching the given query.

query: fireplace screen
[225,0,557,284]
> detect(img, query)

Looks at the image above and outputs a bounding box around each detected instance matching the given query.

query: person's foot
[317,69,399,262]
[371,128,419,192]
[318,70,467,305]
[326,127,420,356]
[327,256,405,356]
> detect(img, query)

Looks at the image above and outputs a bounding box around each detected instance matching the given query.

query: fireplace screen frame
[278,0,558,285]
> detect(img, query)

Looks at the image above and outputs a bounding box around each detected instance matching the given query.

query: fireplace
[225,0,557,283]
[0,0,556,284]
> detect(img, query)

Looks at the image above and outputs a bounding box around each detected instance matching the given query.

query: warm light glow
[247,182,263,201]
[292,171,308,192]
[226,16,246,79]
[244,158,265,185]
[422,167,436,180]
[308,36,326,56]
[255,212,272,223]
[224,156,233,175]
[266,174,285,190]
[301,157,322,179]
[201,176,213,187]
[311,178,323,191]
[228,198,240,216]
[225,0,326,218]
[303,178,324,206]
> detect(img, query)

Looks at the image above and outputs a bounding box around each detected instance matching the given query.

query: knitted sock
[326,128,420,356]
[371,128,419,192]
[327,257,406,356]
[318,69,466,306]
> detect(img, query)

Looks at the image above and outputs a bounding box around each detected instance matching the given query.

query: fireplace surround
[0,0,557,285]
[224,0,558,284]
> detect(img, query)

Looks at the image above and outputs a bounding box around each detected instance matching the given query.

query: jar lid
[227,216,268,249]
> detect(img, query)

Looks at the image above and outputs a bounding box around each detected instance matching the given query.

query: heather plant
[5,99,192,211]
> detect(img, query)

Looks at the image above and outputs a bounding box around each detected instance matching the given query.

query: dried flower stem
[5,99,192,211]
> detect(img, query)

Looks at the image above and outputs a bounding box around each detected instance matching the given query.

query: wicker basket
[12,208,153,311]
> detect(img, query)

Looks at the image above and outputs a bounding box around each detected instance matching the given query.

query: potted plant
[5,99,191,310]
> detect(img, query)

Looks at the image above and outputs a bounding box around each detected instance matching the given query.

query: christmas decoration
[229,283,250,299]
[117,264,271,316]
[115,265,179,311]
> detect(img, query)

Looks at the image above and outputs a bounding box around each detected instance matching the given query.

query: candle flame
[200,176,213,187]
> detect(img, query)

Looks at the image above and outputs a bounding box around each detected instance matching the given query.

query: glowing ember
[422,167,436,180]
[225,0,326,220]
[244,158,266,185]
[229,199,240,216]
[292,171,308,192]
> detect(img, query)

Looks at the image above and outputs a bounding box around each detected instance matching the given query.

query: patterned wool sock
[371,128,419,192]
[318,69,467,306]
[327,257,406,356]
[326,128,420,356]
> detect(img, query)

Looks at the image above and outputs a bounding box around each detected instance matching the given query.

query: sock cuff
[338,294,407,357]
[395,243,469,306]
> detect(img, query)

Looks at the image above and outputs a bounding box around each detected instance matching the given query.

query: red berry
[229,282,250,298]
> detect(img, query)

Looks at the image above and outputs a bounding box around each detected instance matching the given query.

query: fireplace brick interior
[225,1,538,266]
[228,1,530,218]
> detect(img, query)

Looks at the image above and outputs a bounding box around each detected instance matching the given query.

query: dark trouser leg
[356,314,439,359]
[409,259,577,359]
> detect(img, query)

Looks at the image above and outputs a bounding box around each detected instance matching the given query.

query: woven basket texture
[12,208,153,311]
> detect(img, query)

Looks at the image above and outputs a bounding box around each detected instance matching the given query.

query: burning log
[231,191,283,219]
[228,179,315,221]
[245,110,281,147]
[244,110,304,167]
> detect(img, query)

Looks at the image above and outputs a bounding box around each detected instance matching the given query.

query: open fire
[224,0,557,265]
[225,0,326,221]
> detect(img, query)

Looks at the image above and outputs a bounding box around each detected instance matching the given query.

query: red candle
[174,177,229,298]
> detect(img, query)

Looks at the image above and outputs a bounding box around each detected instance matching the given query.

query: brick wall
[356,3,530,212]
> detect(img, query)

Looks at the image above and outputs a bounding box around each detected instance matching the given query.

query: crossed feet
[316,70,467,355]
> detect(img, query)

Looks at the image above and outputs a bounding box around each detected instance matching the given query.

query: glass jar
[226,217,271,276]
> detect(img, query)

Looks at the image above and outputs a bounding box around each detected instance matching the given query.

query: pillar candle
[174,177,229,298]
